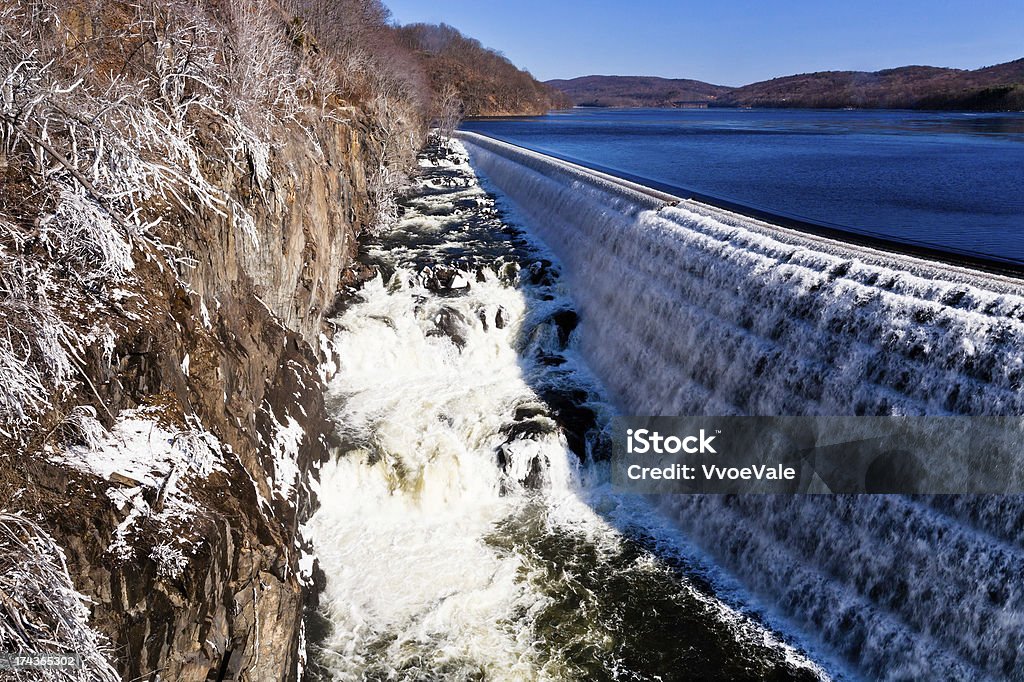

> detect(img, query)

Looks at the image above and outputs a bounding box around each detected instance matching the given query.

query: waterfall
[305,140,828,681]
[458,131,1024,681]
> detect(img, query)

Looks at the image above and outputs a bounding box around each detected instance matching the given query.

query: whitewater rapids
[304,139,828,681]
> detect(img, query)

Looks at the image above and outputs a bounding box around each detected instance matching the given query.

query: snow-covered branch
[0,513,120,682]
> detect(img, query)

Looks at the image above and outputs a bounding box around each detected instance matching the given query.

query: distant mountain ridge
[545,75,730,108]
[548,59,1024,111]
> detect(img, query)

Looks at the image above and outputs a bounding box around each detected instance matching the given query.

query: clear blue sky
[384,0,1024,86]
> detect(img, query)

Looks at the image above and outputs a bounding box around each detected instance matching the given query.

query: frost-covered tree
[0,513,120,682]
[0,0,430,443]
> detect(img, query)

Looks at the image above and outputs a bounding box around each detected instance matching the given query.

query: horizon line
[540,55,1024,88]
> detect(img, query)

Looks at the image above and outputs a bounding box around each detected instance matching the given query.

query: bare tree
[434,82,463,137]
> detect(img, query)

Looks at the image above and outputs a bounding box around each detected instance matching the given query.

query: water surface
[463,108,1024,262]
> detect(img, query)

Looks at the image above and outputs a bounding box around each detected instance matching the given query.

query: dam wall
[458,130,1024,680]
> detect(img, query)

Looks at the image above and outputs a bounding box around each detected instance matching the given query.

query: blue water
[462,108,1024,262]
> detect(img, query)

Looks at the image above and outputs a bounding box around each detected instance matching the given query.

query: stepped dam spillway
[456,131,1024,680]
[456,130,1024,419]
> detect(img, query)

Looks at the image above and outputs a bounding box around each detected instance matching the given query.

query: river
[304,131,1024,681]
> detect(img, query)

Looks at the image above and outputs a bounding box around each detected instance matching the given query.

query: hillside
[397,23,570,117]
[548,59,1024,111]
[0,0,433,678]
[0,1,562,680]
[546,75,729,107]
[720,60,1024,110]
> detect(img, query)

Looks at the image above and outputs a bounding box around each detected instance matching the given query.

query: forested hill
[721,60,1024,110]
[397,23,571,117]
[546,75,729,108]
[548,59,1024,111]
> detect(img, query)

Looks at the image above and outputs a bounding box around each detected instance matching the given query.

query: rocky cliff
[1,98,393,682]
[0,2,425,680]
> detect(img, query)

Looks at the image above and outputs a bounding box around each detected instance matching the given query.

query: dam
[305,132,1024,681]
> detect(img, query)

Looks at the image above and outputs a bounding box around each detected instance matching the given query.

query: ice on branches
[0,513,120,682]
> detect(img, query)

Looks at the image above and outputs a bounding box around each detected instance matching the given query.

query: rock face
[118,120,381,681]
[3,114,393,681]
[230,122,376,345]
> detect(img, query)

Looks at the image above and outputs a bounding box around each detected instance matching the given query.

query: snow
[269,413,305,498]
[57,409,223,487]
[318,333,338,382]
[150,543,189,580]
[200,298,213,328]
[297,550,316,583]
[54,409,225,564]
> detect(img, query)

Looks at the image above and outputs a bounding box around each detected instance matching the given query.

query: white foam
[306,141,827,679]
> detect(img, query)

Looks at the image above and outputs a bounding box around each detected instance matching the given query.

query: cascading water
[304,140,830,681]
[457,131,1024,681]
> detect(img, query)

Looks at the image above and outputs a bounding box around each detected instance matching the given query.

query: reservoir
[463,108,1024,263]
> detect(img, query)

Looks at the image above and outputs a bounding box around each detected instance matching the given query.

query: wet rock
[496,261,521,285]
[418,265,471,295]
[522,456,546,489]
[474,304,505,333]
[527,259,556,286]
[500,417,557,442]
[538,386,598,462]
[537,354,567,367]
[495,448,548,491]
[427,306,469,350]
[496,400,560,490]
[513,403,548,421]
[551,310,578,347]
[368,315,395,330]
[496,443,550,490]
